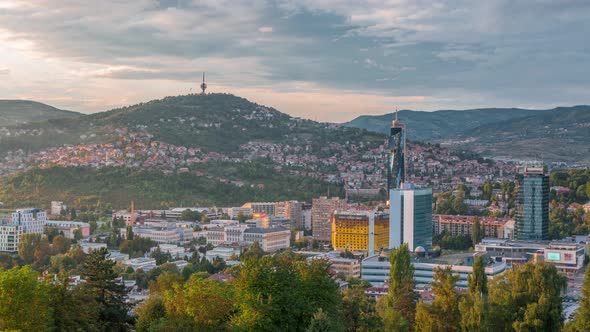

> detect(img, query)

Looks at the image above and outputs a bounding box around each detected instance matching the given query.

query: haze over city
[1,0,589,121]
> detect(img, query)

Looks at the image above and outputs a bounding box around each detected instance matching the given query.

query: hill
[0,94,385,208]
[343,105,590,162]
[0,100,81,126]
[451,106,590,162]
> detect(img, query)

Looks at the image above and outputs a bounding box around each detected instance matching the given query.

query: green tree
[126,225,134,240]
[488,262,566,332]
[135,295,167,332]
[0,266,52,331]
[565,266,590,331]
[342,284,383,332]
[459,256,489,332]
[48,276,100,332]
[81,247,130,331]
[240,240,265,261]
[471,217,482,247]
[377,243,417,331]
[307,308,333,332]
[415,267,461,332]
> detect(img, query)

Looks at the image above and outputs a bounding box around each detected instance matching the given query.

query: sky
[1,0,589,122]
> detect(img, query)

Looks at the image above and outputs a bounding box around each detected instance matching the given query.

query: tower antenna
[200,72,207,94]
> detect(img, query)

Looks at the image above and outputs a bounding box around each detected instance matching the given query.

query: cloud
[0,68,10,75]
[0,0,589,119]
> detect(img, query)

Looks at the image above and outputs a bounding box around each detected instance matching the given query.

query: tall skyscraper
[387,110,406,192]
[389,184,433,251]
[515,166,549,240]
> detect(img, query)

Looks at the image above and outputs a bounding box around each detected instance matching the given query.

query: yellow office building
[331,211,389,253]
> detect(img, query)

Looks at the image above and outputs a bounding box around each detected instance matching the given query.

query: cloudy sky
[1,0,589,121]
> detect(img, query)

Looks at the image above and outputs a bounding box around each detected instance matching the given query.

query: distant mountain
[0,100,81,126]
[343,108,539,141]
[453,106,590,162]
[344,105,590,162]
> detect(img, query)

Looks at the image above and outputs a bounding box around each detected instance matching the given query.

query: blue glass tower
[387,110,406,193]
[515,167,549,240]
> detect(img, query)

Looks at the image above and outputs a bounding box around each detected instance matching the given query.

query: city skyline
[1,1,589,121]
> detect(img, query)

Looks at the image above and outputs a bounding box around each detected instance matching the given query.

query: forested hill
[0,100,81,126]
[0,93,383,155]
[343,105,590,162]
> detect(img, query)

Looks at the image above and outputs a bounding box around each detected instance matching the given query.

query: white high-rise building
[389,184,433,251]
[0,208,47,252]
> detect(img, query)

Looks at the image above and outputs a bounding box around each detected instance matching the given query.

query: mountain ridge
[0,100,81,126]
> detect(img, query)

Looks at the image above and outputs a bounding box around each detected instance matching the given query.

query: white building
[80,242,107,254]
[227,207,254,219]
[390,185,433,251]
[123,257,157,271]
[151,244,186,258]
[243,227,291,252]
[126,224,193,244]
[0,209,47,253]
[361,252,506,287]
[205,246,241,262]
[51,201,67,216]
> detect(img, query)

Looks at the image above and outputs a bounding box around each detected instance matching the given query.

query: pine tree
[460,256,489,331]
[81,247,129,331]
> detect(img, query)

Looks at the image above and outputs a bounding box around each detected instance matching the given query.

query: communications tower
[200,72,207,94]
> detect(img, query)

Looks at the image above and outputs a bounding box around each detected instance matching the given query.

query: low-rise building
[205,246,241,262]
[475,238,587,274]
[151,244,186,258]
[46,220,91,239]
[243,226,291,252]
[123,257,157,272]
[80,242,107,254]
[433,214,512,238]
[361,251,507,288]
[125,224,193,244]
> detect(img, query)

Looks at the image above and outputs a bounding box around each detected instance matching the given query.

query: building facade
[312,196,349,242]
[515,167,549,240]
[390,185,433,251]
[243,227,291,252]
[433,214,511,238]
[331,210,389,254]
[0,209,47,253]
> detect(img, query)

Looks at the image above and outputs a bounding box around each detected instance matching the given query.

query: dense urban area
[0,95,589,332]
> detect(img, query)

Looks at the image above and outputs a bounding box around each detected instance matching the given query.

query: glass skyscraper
[515,167,549,240]
[387,111,405,192]
[389,185,433,251]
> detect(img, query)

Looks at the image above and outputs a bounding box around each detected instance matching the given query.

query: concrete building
[0,208,47,252]
[242,202,276,217]
[331,210,389,254]
[243,226,291,252]
[46,220,91,239]
[328,257,362,278]
[390,185,433,251]
[151,244,186,258]
[475,238,587,274]
[312,197,349,242]
[515,167,549,240]
[362,251,507,287]
[51,201,67,216]
[80,242,107,254]
[205,246,241,262]
[126,224,193,244]
[433,214,511,238]
[123,257,157,271]
[227,207,253,219]
[275,200,304,229]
